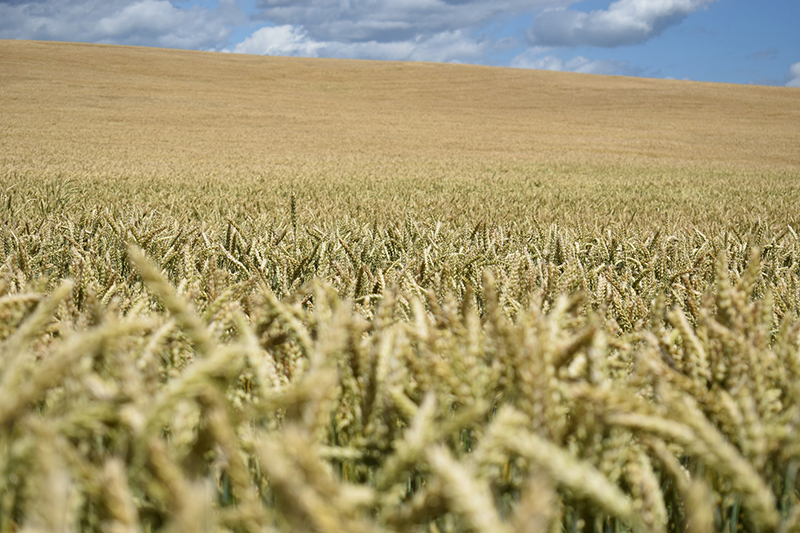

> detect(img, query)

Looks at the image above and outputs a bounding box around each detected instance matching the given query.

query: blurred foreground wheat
[3,175,800,533]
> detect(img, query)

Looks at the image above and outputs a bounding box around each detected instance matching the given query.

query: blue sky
[1,0,798,86]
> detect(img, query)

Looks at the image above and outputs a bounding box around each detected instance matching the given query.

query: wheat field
[2,39,800,532]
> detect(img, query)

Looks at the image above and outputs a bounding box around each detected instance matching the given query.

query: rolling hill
[2,39,798,176]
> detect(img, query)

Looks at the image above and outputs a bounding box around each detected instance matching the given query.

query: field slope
[2,40,800,533]
[2,39,799,171]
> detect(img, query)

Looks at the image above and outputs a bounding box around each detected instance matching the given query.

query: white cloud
[0,0,240,50]
[232,24,489,63]
[253,0,573,44]
[529,0,717,47]
[786,62,800,88]
[510,48,630,75]
[0,0,571,65]
[233,25,324,57]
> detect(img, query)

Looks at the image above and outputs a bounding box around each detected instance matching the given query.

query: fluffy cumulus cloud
[233,0,572,62]
[0,0,240,50]
[787,62,800,88]
[510,47,630,75]
[232,24,489,63]
[253,0,572,44]
[232,25,324,57]
[0,0,570,64]
[529,0,717,48]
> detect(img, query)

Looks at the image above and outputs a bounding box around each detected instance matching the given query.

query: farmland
[1,39,800,532]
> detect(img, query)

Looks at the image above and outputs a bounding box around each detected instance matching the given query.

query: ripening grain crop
[1,39,800,532]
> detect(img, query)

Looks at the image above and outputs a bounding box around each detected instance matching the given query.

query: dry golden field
[2,39,800,228]
[2,39,800,532]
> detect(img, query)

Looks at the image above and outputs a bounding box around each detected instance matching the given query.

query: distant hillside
[1,39,798,175]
